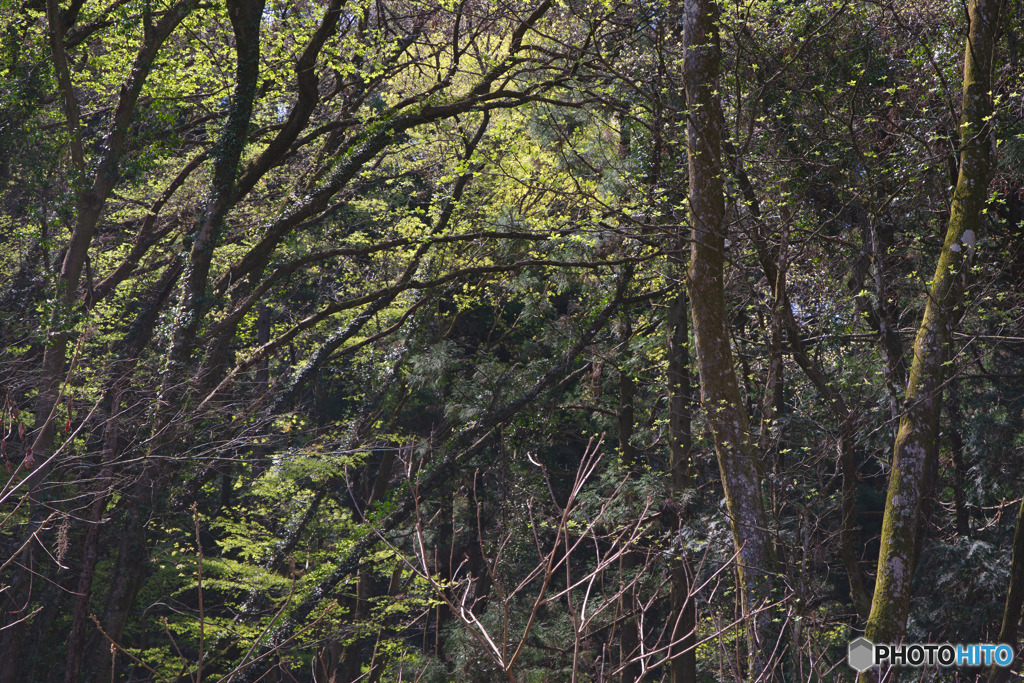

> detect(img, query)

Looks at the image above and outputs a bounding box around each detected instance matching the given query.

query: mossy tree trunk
[861,0,1001,663]
[681,0,779,677]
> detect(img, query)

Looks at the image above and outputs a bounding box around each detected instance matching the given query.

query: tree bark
[946,374,971,536]
[682,0,779,677]
[30,0,197,474]
[7,6,194,681]
[66,264,181,682]
[989,497,1024,682]
[337,449,398,682]
[667,294,696,683]
[617,313,640,682]
[93,3,265,677]
[862,0,1001,663]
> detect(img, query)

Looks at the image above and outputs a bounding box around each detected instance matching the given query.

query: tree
[681,0,780,677]
[862,0,1003,659]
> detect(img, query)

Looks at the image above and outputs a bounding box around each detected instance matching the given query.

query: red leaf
[24,447,34,469]
[65,419,71,434]
[18,421,24,440]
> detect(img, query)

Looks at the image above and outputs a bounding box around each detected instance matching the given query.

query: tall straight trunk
[617,313,640,682]
[758,225,786,525]
[681,0,778,677]
[946,374,970,536]
[865,217,909,430]
[862,0,1000,658]
[667,294,696,683]
[433,488,454,664]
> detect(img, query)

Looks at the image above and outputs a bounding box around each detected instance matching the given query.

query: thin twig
[90,613,170,682]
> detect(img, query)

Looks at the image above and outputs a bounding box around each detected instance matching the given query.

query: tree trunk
[989,496,1024,682]
[947,375,971,536]
[862,0,1000,662]
[64,385,122,683]
[93,3,266,677]
[11,4,197,677]
[667,294,696,683]
[617,314,640,682]
[724,135,874,623]
[682,0,779,677]
[336,449,398,682]
[865,217,909,430]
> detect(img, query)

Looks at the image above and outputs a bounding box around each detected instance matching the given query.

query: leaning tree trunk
[861,0,1001,666]
[681,0,779,678]
[724,134,875,621]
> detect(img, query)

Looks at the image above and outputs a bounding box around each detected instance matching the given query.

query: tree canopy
[1,0,1023,680]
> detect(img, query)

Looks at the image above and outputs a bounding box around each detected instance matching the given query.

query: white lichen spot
[889,556,907,589]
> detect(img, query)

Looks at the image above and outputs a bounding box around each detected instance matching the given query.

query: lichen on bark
[861,0,1001,671]
[682,0,780,677]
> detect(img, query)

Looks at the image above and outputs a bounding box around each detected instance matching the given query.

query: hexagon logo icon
[848,637,875,672]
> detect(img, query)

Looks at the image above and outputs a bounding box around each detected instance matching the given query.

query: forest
[0,0,1022,680]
